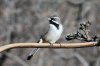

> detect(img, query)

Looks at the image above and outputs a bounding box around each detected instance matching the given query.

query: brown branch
[0,42,99,52]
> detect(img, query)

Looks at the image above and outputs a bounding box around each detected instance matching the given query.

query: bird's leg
[57,42,61,47]
[48,42,53,47]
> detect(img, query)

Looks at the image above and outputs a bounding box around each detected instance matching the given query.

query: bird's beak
[48,18,51,21]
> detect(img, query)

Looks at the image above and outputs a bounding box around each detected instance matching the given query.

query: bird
[27,16,63,60]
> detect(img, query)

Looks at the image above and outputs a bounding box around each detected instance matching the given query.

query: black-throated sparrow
[27,16,63,60]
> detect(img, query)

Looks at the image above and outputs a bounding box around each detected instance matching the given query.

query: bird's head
[48,16,61,24]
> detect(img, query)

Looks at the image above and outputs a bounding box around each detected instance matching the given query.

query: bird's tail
[27,48,40,60]
[27,38,43,60]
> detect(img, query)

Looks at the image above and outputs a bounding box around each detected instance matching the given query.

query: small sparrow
[27,16,63,60]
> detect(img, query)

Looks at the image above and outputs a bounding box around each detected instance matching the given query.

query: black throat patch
[49,20,59,29]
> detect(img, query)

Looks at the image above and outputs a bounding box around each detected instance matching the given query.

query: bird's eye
[51,18,55,21]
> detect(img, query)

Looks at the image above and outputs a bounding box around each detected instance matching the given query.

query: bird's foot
[49,42,53,47]
[58,42,62,47]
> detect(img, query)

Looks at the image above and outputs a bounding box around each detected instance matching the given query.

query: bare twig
[0,42,99,52]
[74,53,89,66]
[4,52,29,66]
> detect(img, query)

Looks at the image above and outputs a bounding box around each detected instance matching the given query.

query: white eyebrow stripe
[52,20,59,24]
[48,16,60,21]
[53,17,60,20]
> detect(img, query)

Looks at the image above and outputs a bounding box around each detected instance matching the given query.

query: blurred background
[0,0,100,66]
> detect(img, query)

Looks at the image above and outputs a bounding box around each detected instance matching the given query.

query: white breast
[45,24,63,43]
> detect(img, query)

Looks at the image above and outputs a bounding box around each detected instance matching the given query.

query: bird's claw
[49,42,53,47]
[58,42,61,47]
